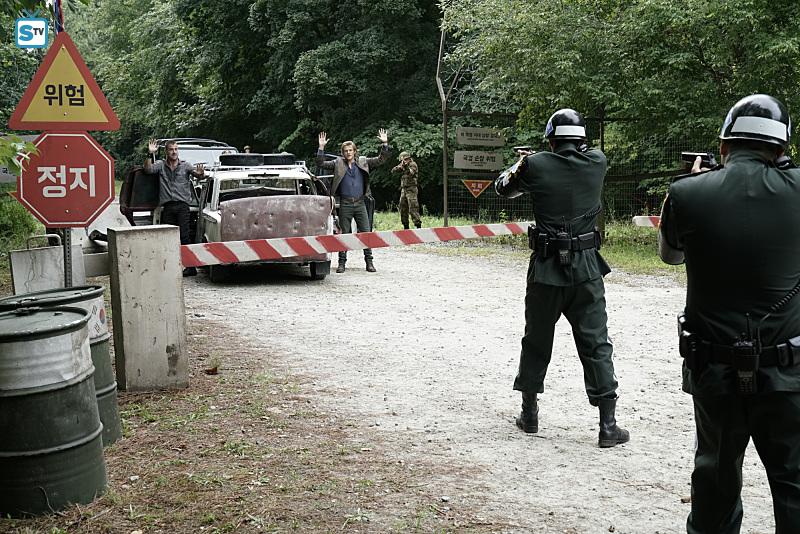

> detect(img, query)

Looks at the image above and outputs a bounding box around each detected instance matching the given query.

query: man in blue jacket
[316,129,390,273]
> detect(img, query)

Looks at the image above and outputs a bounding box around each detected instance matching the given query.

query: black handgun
[681,151,717,171]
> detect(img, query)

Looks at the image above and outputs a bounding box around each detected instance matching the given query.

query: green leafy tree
[68,0,444,208]
[443,0,800,145]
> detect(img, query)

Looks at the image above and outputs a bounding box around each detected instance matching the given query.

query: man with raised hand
[316,129,390,273]
[145,139,204,277]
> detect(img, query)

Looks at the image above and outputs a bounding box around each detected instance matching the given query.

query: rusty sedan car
[195,157,334,282]
[120,151,334,282]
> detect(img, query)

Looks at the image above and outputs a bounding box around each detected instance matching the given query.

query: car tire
[208,264,230,283]
[309,262,327,281]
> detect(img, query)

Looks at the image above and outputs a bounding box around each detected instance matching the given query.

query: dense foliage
[4,0,800,214]
[63,0,444,208]
[442,0,800,146]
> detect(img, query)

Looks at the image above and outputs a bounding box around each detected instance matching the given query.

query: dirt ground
[183,244,775,534]
[1,244,776,533]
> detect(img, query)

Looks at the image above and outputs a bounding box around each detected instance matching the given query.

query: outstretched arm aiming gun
[495,146,535,199]
[632,152,717,229]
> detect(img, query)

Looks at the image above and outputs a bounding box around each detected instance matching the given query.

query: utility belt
[527,225,600,266]
[677,313,800,394]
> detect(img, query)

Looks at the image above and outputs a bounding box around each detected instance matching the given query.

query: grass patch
[603,220,685,280]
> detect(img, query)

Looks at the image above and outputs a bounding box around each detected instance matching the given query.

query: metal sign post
[63,229,72,287]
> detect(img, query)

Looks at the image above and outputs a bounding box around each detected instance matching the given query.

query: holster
[528,226,600,261]
[677,314,706,371]
[527,225,538,251]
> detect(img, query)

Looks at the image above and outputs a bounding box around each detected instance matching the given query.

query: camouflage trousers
[399,186,421,228]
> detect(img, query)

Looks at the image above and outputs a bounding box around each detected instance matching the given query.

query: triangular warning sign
[8,32,119,131]
[462,179,493,199]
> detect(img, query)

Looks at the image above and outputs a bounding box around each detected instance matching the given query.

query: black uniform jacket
[498,145,610,286]
[661,149,800,394]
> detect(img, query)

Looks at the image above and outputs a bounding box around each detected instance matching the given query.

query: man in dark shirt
[659,94,800,533]
[316,129,390,273]
[145,139,204,276]
[495,108,629,448]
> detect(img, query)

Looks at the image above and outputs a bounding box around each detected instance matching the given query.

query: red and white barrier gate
[181,222,533,268]
[632,216,661,228]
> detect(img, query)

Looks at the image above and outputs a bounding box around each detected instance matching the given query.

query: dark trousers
[338,199,372,262]
[687,393,800,534]
[161,201,191,245]
[513,261,618,405]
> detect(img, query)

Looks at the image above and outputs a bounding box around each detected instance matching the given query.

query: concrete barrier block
[108,225,187,391]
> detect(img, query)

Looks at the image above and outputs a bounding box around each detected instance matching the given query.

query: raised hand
[318,132,328,150]
[195,163,205,177]
[148,138,158,154]
[377,128,388,144]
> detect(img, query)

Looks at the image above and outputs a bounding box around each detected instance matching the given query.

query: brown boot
[365,259,376,272]
[515,392,538,433]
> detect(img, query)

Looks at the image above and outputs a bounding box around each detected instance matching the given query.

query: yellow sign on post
[8,32,119,131]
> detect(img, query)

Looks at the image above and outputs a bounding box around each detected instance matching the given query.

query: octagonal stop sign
[16,132,114,228]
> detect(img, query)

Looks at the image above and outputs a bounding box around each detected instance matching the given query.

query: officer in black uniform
[659,94,800,533]
[495,109,629,448]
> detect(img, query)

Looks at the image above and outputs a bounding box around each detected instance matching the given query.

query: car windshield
[216,175,318,202]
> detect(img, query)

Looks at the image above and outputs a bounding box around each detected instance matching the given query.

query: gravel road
[185,245,774,534]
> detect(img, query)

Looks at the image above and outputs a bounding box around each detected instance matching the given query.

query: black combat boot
[598,398,630,448]
[403,223,410,230]
[415,222,422,229]
[515,392,538,433]
[336,261,346,273]
[365,259,376,272]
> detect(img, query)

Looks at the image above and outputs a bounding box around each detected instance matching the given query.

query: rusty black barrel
[0,286,122,446]
[0,307,107,516]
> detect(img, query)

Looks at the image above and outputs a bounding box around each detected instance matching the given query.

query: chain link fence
[445,117,718,222]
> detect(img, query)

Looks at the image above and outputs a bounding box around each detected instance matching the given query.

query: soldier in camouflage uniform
[392,151,422,229]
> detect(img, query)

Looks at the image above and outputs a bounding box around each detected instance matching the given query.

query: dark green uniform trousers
[338,199,373,263]
[513,265,618,405]
[399,186,421,227]
[688,392,800,534]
